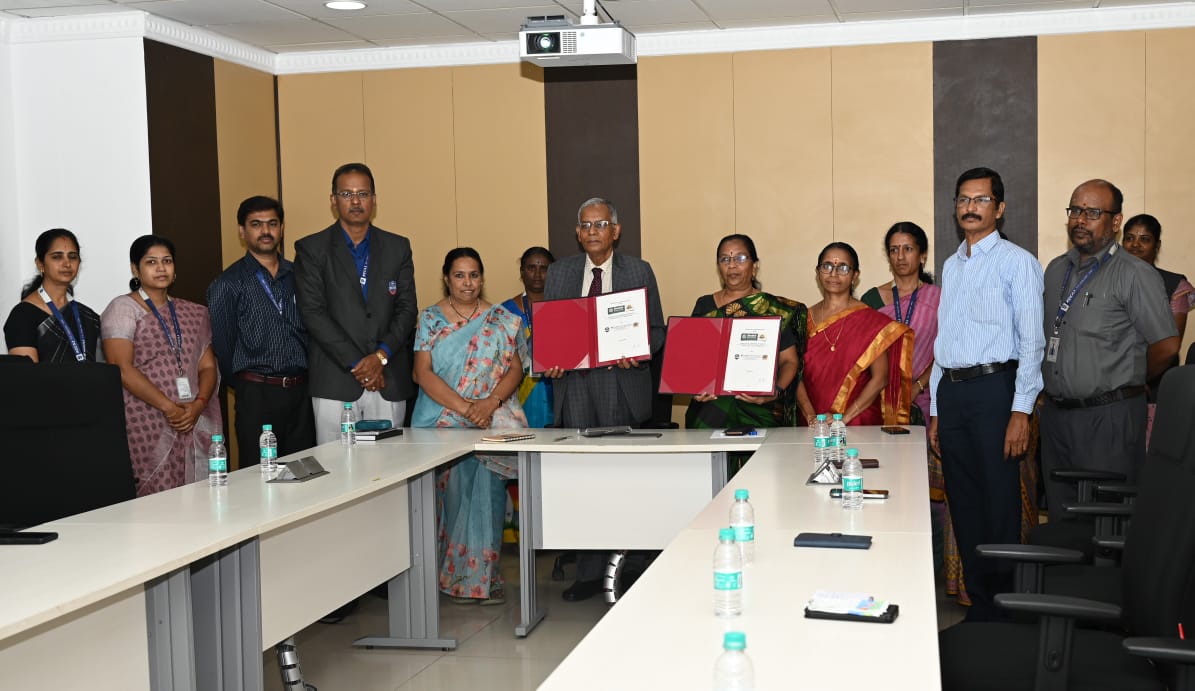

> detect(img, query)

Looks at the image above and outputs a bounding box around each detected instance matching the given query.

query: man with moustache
[929,167,1044,621]
[208,195,315,465]
[1039,179,1179,511]
[295,162,417,443]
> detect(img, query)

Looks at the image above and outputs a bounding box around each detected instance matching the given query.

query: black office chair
[939,366,1195,691]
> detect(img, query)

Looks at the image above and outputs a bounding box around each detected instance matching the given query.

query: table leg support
[711,451,729,495]
[516,450,547,637]
[355,470,457,650]
[146,568,197,691]
[191,539,264,691]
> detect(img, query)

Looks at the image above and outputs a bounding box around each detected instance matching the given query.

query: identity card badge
[176,376,194,401]
[1046,336,1060,363]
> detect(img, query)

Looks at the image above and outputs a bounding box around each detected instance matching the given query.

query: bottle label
[732,525,754,543]
[209,457,227,473]
[813,436,829,449]
[260,447,277,461]
[341,423,353,434]
[843,476,863,492]
[829,436,842,447]
[714,570,742,591]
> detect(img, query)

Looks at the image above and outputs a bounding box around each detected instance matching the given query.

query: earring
[131,277,142,290]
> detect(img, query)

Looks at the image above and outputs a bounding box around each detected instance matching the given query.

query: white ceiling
[0,0,1190,53]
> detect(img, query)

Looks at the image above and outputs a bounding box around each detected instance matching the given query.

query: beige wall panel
[362,67,458,310]
[213,60,278,269]
[277,71,366,257]
[1144,28,1195,356]
[732,48,834,307]
[639,53,736,322]
[830,43,934,304]
[1038,32,1146,264]
[451,63,547,307]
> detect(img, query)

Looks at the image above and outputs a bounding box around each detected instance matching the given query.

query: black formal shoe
[562,579,602,602]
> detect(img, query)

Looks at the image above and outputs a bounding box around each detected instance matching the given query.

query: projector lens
[527,32,560,55]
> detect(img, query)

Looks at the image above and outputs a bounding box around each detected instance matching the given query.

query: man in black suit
[295,163,417,443]
[544,197,666,601]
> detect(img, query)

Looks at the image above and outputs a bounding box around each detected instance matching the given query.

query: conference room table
[0,426,937,690]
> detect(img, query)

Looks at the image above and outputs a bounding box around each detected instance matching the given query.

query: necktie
[587,267,603,297]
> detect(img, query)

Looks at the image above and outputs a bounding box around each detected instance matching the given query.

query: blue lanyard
[359,255,369,300]
[255,270,285,314]
[891,285,920,326]
[39,287,86,362]
[139,289,184,374]
[1052,245,1115,335]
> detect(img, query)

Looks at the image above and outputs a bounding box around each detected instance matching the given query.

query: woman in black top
[3,228,101,363]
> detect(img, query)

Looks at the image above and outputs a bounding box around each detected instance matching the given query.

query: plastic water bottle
[830,413,847,465]
[208,434,228,487]
[842,447,863,510]
[729,489,755,565]
[713,631,755,691]
[259,424,278,475]
[812,414,830,468]
[713,528,743,617]
[340,402,356,446]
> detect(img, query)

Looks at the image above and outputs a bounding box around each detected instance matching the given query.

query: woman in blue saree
[500,246,555,427]
[413,248,527,604]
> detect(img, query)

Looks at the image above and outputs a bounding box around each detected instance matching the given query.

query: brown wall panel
[213,59,278,268]
[1038,32,1145,264]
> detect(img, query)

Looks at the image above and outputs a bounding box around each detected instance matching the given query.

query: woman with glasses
[4,228,102,363]
[101,235,222,496]
[500,246,556,428]
[685,234,805,430]
[796,242,913,426]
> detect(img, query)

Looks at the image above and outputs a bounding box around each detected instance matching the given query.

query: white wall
[1,29,152,353]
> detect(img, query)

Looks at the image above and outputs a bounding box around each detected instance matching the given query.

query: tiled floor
[262,549,969,690]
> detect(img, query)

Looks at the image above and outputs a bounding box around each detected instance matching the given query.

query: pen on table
[553,435,571,442]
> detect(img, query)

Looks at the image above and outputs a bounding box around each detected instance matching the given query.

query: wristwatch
[375,350,388,366]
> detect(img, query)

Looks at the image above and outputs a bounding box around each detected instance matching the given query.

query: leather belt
[942,361,1015,383]
[236,371,307,389]
[1049,385,1146,410]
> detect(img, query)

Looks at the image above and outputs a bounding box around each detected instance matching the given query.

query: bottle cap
[846,448,859,457]
[723,631,746,650]
[342,402,353,409]
[734,489,749,500]
[212,434,223,442]
[833,413,844,420]
[719,527,735,541]
[816,413,827,421]
[262,424,273,431]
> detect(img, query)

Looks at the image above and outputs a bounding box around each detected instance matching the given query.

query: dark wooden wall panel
[144,39,222,305]
[544,65,640,259]
[932,37,1038,275]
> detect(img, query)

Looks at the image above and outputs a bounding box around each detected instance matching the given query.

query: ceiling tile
[416,0,568,10]
[835,0,960,12]
[266,0,428,19]
[372,34,494,44]
[128,0,303,24]
[322,11,479,39]
[205,18,363,44]
[632,19,719,31]
[715,14,839,26]
[596,0,710,25]
[967,0,1089,11]
[839,6,963,19]
[266,39,377,51]
[0,0,114,7]
[443,5,573,33]
[696,0,836,22]
[3,4,129,17]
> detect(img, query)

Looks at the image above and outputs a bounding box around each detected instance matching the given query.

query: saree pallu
[499,295,553,428]
[685,292,808,429]
[804,305,913,426]
[412,305,528,599]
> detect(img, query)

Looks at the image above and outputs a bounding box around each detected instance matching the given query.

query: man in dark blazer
[295,162,417,444]
[543,196,666,600]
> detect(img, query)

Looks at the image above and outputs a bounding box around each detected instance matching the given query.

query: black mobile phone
[880,426,910,435]
[724,425,756,436]
[829,488,889,499]
[0,531,59,545]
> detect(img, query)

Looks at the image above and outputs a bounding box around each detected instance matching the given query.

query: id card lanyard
[1047,244,1115,362]
[139,288,192,400]
[891,285,920,326]
[38,287,87,361]
[255,270,285,314]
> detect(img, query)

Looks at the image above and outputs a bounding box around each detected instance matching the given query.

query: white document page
[594,288,650,362]
[720,318,780,393]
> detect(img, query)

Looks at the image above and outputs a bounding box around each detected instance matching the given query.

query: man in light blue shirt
[929,167,1045,621]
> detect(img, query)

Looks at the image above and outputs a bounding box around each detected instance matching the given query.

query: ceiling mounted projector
[519,9,636,67]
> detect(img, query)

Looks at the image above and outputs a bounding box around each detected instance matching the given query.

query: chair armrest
[1063,502,1135,518]
[977,544,1084,564]
[1092,536,1124,551]
[994,593,1122,623]
[1095,482,1137,498]
[1051,469,1126,482]
[1122,637,1195,665]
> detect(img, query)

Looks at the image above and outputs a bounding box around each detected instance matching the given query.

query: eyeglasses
[335,190,374,201]
[1065,206,1117,221]
[817,262,854,275]
[578,220,612,231]
[954,195,995,207]
[718,254,751,265]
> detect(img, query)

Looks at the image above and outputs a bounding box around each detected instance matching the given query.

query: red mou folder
[531,288,651,373]
[659,316,781,396]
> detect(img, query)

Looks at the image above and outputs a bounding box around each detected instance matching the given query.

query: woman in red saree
[796,242,913,426]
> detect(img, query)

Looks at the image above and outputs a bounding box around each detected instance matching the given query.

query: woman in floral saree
[413,248,527,605]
